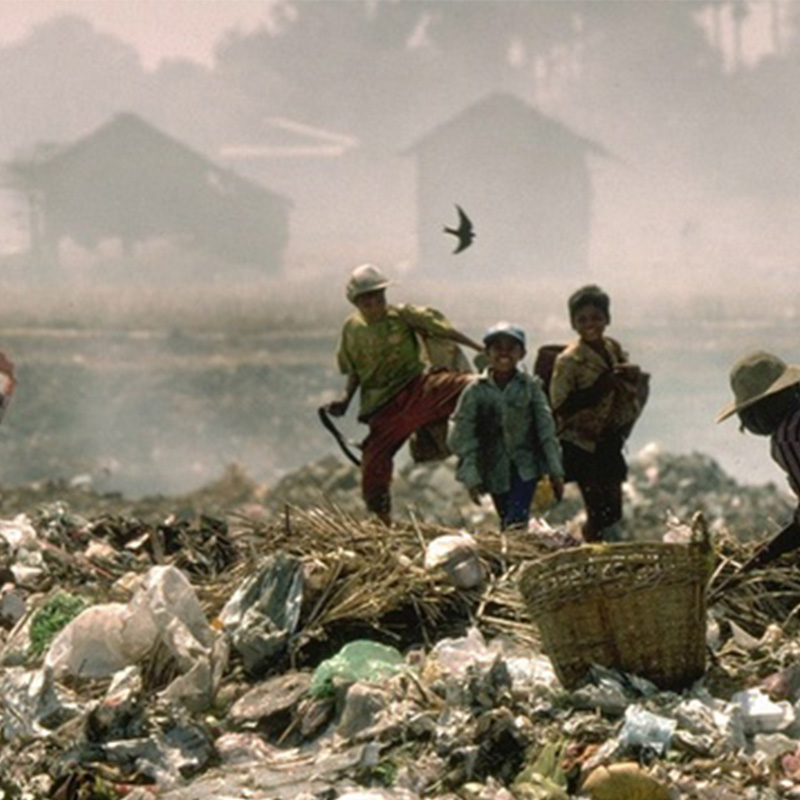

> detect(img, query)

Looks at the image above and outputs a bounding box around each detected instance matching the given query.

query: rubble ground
[0,448,799,799]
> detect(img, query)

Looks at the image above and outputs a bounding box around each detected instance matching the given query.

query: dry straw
[200,503,559,658]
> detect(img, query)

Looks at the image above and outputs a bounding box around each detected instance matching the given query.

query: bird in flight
[443,204,475,254]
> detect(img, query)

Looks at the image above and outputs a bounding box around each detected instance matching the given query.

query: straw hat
[716,351,800,423]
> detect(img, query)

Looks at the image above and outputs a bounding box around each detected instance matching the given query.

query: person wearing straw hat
[324,263,483,525]
[717,351,800,568]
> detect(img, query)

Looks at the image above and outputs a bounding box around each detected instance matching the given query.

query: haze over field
[0,1,798,496]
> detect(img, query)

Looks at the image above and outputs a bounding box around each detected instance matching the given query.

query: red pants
[361,371,472,517]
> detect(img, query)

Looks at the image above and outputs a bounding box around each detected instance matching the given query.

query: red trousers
[361,370,472,516]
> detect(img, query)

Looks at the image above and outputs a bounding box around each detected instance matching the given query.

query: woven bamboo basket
[519,541,713,690]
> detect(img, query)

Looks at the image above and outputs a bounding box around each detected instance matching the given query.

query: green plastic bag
[309,640,405,698]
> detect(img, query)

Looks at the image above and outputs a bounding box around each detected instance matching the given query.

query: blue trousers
[491,466,536,531]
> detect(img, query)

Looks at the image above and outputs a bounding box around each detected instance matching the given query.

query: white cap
[346,263,393,303]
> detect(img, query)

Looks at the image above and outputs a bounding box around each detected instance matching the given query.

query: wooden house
[15,112,291,271]
[404,93,606,277]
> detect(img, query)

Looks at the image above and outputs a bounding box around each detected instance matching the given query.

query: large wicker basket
[519,541,712,690]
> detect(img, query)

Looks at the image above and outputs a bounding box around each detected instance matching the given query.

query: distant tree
[565,0,800,200]
[552,2,727,160]
[216,1,430,142]
[142,59,236,158]
[214,0,581,147]
[0,16,146,153]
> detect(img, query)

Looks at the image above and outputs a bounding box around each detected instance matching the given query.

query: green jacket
[448,369,564,494]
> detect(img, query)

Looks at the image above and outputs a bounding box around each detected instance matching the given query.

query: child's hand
[614,364,641,380]
[468,485,486,504]
[595,370,618,391]
[325,398,350,417]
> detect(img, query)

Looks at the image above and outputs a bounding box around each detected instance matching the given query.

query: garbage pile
[0,451,797,797]
[261,444,795,542]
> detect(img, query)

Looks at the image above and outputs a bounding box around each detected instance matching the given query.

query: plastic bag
[532,475,557,513]
[619,705,677,756]
[46,566,213,680]
[424,532,484,589]
[0,515,46,585]
[219,552,304,676]
[309,640,405,698]
[428,626,496,679]
[731,687,796,734]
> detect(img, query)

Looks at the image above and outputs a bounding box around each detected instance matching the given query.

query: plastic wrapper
[424,532,484,589]
[309,640,405,698]
[731,688,796,735]
[618,705,677,756]
[532,475,558,513]
[0,515,47,586]
[219,551,304,675]
[44,565,223,710]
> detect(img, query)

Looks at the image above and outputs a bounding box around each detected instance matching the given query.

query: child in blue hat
[448,322,564,530]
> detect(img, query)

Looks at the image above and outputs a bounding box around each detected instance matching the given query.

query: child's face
[572,304,608,343]
[487,335,525,375]
[354,289,387,322]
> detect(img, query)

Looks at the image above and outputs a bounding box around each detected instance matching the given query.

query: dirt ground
[0,302,795,503]
[0,325,341,498]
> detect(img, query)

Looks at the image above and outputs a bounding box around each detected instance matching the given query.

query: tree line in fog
[1,1,800,201]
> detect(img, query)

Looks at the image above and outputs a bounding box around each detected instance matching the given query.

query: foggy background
[0,0,798,498]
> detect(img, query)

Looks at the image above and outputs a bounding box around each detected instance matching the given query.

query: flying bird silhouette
[443,204,475,254]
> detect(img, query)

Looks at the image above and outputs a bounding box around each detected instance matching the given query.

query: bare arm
[443,328,484,352]
[397,305,484,352]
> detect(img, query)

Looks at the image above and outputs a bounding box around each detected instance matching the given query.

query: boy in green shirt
[325,264,483,524]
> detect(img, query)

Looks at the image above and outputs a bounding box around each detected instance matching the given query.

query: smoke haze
[0,1,797,496]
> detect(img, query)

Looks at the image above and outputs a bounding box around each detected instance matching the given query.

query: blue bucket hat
[483,322,526,349]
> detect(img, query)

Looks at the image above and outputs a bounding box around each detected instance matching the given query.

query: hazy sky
[0,0,276,69]
[0,0,783,71]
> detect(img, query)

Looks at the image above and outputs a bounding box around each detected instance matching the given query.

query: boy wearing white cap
[325,264,483,524]
[448,322,564,530]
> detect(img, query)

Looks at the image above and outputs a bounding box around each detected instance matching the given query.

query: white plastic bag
[619,705,677,756]
[424,532,484,589]
[45,566,215,685]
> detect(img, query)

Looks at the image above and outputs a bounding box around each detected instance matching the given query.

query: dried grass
[192,503,557,658]
[184,504,800,667]
[708,533,800,637]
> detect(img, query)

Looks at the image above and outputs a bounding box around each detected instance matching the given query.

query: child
[549,285,643,542]
[325,263,483,524]
[448,322,564,530]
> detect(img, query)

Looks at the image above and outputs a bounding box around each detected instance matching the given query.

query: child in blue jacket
[448,322,564,530]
